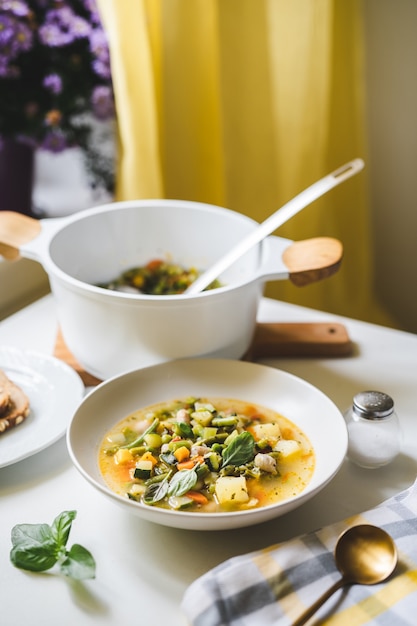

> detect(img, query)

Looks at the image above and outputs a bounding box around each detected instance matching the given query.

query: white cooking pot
[0,200,342,379]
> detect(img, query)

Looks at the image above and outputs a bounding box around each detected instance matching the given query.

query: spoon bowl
[335,524,397,585]
[293,524,397,626]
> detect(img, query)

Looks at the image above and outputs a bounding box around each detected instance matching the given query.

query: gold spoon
[292,524,398,626]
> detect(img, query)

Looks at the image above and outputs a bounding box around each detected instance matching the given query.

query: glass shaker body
[344,391,401,469]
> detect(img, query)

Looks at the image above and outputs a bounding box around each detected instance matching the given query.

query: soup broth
[99,397,315,513]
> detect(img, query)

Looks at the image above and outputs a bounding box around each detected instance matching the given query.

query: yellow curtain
[97,0,393,326]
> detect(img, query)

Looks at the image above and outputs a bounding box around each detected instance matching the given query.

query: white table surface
[1,295,417,626]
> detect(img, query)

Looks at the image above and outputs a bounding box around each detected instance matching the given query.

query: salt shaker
[344,391,401,469]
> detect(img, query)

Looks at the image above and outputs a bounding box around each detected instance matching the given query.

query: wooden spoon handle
[0,211,41,260]
[282,237,343,286]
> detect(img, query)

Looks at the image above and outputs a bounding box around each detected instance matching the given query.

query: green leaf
[167,469,198,497]
[10,543,58,572]
[60,544,96,580]
[10,511,96,581]
[221,431,255,467]
[143,479,169,504]
[175,421,194,439]
[10,523,58,572]
[11,523,54,548]
[51,511,76,548]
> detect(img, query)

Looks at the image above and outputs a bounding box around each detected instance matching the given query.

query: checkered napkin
[181,479,417,625]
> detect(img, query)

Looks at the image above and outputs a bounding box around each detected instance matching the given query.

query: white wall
[363,0,417,333]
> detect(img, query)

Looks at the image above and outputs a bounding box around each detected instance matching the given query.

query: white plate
[0,347,84,468]
[68,358,348,530]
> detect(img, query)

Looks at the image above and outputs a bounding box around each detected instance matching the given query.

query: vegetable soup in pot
[99,397,315,513]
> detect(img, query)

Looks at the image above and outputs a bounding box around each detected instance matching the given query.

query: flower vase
[0,139,36,217]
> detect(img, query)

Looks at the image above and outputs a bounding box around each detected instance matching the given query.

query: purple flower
[83,0,101,25]
[0,0,115,191]
[89,28,108,60]
[92,58,111,80]
[39,7,91,47]
[71,15,91,38]
[90,28,111,78]
[14,18,32,50]
[43,73,63,94]
[41,129,68,152]
[91,84,114,120]
[0,14,32,51]
[0,1,29,17]
[0,12,33,76]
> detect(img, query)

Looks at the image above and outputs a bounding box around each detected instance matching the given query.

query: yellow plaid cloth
[182,480,417,625]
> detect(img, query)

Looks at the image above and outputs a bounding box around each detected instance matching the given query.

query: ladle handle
[292,577,348,626]
[185,158,364,295]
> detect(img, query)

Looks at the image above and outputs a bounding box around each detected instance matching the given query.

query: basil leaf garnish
[10,511,95,580]
[60,544,96,580]
[167,469,198,496]
[221,431,255,467]
[144,479,169,504]
[51,510,76,547]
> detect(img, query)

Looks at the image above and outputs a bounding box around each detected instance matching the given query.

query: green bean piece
[121,418,159,449]
[145,471,171,485]
[168,439,192,452]
[211,416,238,427]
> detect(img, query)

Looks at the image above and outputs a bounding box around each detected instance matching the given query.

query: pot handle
[0,211,41,260]
[258,236,343,286]
[283,237,343,286]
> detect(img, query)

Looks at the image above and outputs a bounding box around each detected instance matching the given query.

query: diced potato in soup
[252,422,281,445]
[215,476,250,505]
[99,397,315,513]
[274,439,302,459]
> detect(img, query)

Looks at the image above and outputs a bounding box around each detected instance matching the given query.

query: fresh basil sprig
[222,431,255,467]
[167,468,198,496]
[144,479,169,504]
[143,468,198,504]
[10,510,96,580]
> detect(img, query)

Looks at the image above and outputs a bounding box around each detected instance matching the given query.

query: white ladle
[185,158,364,294]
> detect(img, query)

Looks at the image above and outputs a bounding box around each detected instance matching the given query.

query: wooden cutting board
[54,322,353,386]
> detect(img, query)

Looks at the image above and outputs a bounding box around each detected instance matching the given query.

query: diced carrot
[174,446,190,462]
[146,259,164,271]
[186,491,208,505]
[116,464,135,483]
[177,459,195,470]
[177,455,205,470]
